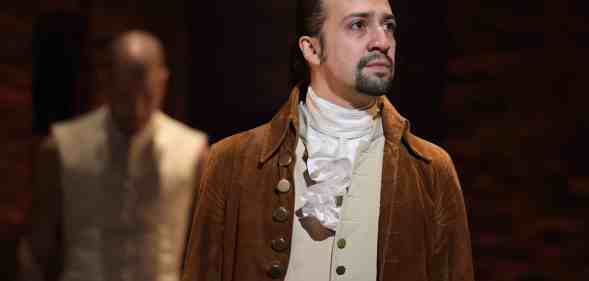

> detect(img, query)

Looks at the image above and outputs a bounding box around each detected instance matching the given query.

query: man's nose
[367,27,393,53]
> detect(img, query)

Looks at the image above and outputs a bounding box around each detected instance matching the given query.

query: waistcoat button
[337,238,346,249]
[336,265,346,275]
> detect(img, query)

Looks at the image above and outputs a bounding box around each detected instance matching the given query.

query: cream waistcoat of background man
[18,30,210,281]
[53,107,206,281]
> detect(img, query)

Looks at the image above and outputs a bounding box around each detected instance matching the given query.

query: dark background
[1,0,588,280]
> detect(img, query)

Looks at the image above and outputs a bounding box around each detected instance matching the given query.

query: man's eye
[350,20,366,30]
[384,21,397,32]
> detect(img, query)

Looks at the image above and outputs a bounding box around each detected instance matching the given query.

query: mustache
[357,52,393,69]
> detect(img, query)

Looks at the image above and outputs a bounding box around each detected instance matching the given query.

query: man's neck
[108,112,155,144]
[309,80,376,110]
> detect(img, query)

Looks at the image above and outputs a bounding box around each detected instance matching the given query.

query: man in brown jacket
[182,0,474,280]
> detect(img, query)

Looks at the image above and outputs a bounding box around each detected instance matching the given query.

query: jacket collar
[259,86,432,163]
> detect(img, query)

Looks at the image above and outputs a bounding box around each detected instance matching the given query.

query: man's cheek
[389,48,396,61]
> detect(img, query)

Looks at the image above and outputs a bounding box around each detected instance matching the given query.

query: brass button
[273,206,289,222]
[276,179,291,193]
[267,261,285,279]
[337,238,346,249]
[271,237,289,252]
[279,154,292,166]
[336,265,346,275]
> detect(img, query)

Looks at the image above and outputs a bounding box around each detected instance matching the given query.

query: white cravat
[298,86,381,230]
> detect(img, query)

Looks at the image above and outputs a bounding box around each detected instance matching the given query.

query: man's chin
[356,77,393,96]
[360,90,387,97]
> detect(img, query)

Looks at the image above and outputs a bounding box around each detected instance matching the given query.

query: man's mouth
[365,61,391,68]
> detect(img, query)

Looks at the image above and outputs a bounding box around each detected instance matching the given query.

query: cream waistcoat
[285,91,385,281]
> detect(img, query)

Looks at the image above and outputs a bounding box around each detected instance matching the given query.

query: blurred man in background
[19,30,208,281]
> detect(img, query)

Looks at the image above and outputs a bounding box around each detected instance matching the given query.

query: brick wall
[446,1,589,280]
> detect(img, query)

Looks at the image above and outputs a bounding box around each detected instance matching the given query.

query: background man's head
[292,0,397,98]
[106,30,169,135]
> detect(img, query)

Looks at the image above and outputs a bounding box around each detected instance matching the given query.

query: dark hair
[289,0,327,89]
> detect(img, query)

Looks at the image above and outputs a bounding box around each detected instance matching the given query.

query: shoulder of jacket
[209,123,270,157]
[403,132,454,171]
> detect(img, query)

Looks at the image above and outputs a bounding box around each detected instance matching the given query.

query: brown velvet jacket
[182,87,474,281]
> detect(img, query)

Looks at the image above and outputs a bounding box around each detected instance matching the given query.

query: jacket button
[271,237,289,252]
[336,265,346,275]
[276,179,291,193]
[279,154,292,166]
[337,238,346,249]
[273,207,289,222]
[267,262,285,278]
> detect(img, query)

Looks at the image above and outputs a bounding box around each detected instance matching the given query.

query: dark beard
[355,53,394,96]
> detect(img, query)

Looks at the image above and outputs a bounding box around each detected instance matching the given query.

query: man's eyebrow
[341,12,397,23]
[383,13,397,22]
[341,12,373,23]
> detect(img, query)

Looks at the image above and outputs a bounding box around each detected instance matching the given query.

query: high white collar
[296,87,383,231]
[303,86,378,139]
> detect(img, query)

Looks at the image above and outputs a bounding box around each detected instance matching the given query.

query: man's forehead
[324,0,393,19]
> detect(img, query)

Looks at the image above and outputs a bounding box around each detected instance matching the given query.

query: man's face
[107,62,166,134]
[320,0,397,96]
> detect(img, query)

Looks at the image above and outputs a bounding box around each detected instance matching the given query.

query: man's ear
[299,36,322,66]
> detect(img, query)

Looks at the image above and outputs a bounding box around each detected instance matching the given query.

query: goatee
[355,53,394,96]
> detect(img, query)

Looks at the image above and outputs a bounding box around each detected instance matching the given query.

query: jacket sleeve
[180,139,209,274]
[431,153,475,281]
[182,142,230,281]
